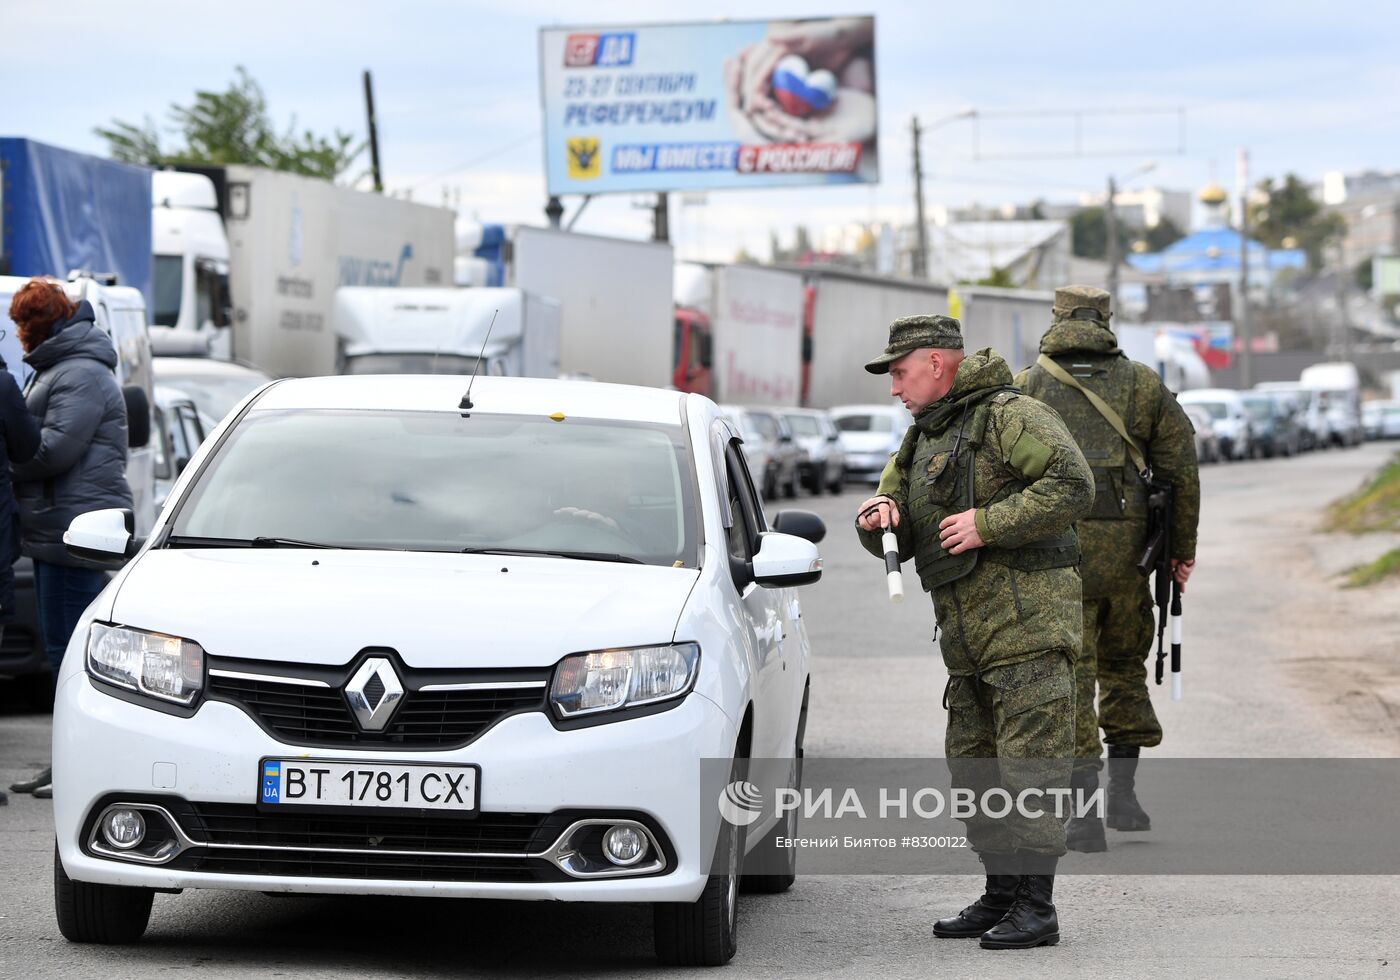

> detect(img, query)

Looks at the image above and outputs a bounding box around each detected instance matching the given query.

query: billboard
[539,17,878,195]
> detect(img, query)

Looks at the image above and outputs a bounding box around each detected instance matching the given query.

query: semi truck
[333,286,560,379]
[463,225,674,388]
[151,166,455,377]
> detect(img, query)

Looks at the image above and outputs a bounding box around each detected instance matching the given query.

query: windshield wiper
[459,547,643,564]
[162,534,335,549]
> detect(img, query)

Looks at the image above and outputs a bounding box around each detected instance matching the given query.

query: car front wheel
[654,761,744,966]
[54,845,153,944]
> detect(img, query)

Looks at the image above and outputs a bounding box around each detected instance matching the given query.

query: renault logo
[344,658,404,731]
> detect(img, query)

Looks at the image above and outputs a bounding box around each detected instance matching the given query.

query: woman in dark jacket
[0,338,40,807]
[6,279,131,798]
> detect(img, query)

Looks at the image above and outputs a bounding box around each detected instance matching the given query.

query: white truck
[332,287,560,379]
[471,226,674,388]
[150,167,455,377]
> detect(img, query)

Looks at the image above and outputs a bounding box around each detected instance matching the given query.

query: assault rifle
[1137,479,1183,700]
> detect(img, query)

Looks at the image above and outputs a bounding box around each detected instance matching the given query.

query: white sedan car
[52,375,824,967]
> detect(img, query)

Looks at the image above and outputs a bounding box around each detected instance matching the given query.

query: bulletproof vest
[1023,352,1148,523]
[902,391,1079,594]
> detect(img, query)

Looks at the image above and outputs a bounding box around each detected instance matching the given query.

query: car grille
[204,657,550,750]
[167,804,564,882]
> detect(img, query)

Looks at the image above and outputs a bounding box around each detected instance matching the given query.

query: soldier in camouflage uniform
[854,315,1094,950]
[1015,285,1200,853]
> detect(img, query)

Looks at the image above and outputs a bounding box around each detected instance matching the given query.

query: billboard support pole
[653,192,670,243]
[911,116,927,279]
[545,196,564,229]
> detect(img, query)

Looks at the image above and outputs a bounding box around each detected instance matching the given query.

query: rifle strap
[1036,354,1149,478]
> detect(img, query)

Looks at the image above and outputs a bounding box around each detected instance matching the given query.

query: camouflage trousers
[944,650,1075,860]
[1075,584,1163,771]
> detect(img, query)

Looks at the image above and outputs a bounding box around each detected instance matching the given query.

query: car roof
[829,404,906,415]
[249,375,688,425]
[153,357,274,382]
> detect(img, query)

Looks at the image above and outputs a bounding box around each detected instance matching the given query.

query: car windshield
[169,410,699,567]
[152,255,183,327]
[835,414,890,433]
[784,414,824,437]
[1190,402,1229,420]
[155,369,270,422]
[1244,400,1272,421]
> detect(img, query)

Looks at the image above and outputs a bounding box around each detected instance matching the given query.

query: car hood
[112,549,700,669]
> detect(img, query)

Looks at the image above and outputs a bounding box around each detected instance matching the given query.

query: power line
[409,131,540,191]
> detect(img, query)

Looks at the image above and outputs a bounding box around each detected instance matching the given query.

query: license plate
[258,759,479,812]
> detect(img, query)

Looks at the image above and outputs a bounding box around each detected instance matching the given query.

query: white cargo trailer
[507,227,673,388]
[152,166,454,377]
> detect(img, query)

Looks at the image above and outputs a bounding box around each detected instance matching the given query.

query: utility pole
[1335,239,1351,361]
[911,116,928,279]
[1106,174,1120,314]
[1237,148,1253,388]
[362,70,384,193]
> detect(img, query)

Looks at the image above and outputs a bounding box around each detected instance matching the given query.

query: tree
[1070,207,1130,260]
[965,266,1016,288]
[1145,215,1185,252]
[1248,174,1346,271]
[95,67,362,181]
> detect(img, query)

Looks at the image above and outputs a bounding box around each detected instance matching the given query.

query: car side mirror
[772,509,826,543]
[175,455,191,474]
[123,386,152,448]
[64,508,143,566]
[752,531,822,588]
[826,433,839,442]
[778,432,793,444]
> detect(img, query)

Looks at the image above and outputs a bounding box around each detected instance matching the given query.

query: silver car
[781,408,846,495]
[719,405,800,500]
[830,403,914,484]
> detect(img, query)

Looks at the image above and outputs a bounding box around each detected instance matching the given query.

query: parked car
[1240,392,1301,458]
[151,357,275,426]
[152,385,216,512]
[719,405,800,500]
[780,408,845,495]
[1256,382,1328,451]
[1178,389,1253,461]
[52,376,824,966]
[1182,405,1222,464]
[829,403,913,484]
[1362,400,1400,440]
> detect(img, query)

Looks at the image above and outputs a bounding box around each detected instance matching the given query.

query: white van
[1298,362,1363,447]
[1178,388,1254,461]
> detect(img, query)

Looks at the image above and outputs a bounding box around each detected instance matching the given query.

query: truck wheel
[54,846,153,944]
[653,761,744,966]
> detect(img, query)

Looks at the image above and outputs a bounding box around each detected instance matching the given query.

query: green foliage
[1248,173,1347,271]
[95,67,362,181]
[965,266,1016,288]
[1145,215,1185,252]
[1343,548,1400,588]
[1355,258,1373,291]
[1070,207,1130,260]
[1325,452,1400,534]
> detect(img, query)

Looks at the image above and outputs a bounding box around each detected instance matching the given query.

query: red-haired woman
[6,279,131,799]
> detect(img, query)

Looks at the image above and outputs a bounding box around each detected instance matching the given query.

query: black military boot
[1064,768,1106,853]
[932,872,1019,938]
[1106,744,1151,831]
[979,855,1059,949]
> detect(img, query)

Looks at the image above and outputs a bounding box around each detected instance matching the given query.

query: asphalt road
[3,442,1399,978]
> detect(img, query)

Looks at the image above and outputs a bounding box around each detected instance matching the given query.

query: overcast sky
[6,0,1397,261]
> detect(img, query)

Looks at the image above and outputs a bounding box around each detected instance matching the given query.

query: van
[1298,362,1363,447]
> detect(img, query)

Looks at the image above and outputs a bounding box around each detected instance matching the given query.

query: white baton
[882,530,903,602]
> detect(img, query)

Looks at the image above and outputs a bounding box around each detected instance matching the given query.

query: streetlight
[1106,161,1156,316]
[912,108,978,278]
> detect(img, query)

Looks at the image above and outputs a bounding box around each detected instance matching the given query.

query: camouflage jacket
[858,349,1094,676]
[1014,319,1201,599]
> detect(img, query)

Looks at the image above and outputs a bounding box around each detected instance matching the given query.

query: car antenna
[459,308,499,414]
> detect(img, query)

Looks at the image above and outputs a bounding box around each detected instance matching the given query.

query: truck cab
[150,171,232,358]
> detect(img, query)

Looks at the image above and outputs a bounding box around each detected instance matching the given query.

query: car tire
[54,845,153,944]
[653,759,745,966]
[20,673,55,711]
[762,471,777,502]
[742,685,806,894]
[828,476,844,494]
[783,476,797,499]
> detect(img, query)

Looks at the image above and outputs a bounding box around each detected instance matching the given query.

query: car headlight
[550,643,699,720]
[87,623,204,707]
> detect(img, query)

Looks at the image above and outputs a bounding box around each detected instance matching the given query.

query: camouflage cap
[1053,284,1112,322]
[863,314,964,374]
